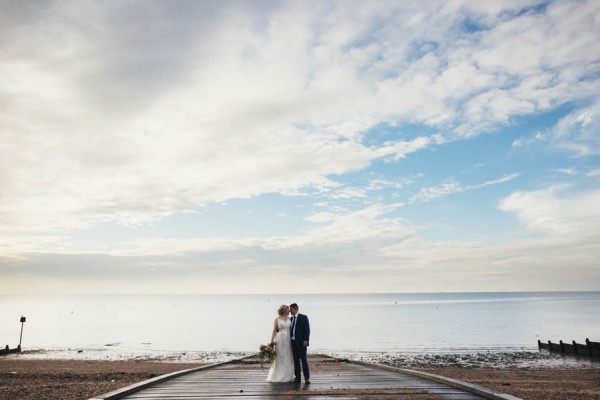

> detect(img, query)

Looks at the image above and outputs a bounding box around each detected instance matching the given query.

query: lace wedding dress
[266,317,295,382]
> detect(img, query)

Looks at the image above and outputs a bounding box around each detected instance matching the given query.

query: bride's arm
[270,318,278,344]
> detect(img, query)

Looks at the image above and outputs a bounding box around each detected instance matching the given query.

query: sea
[1,292,599,367]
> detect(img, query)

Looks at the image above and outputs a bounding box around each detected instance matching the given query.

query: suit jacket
[292,313,310,344]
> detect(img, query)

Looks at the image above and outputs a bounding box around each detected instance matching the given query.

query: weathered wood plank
[114,359,499,400]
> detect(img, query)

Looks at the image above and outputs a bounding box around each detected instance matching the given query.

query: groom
[289,303,310,384]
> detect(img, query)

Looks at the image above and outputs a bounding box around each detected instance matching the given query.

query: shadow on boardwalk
[91,357,520,400]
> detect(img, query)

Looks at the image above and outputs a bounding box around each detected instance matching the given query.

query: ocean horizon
[2,291,599,364]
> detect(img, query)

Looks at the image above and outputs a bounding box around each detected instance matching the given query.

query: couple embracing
[266,303,310,384]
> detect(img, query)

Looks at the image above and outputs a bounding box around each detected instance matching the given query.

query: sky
[1,0,599,294]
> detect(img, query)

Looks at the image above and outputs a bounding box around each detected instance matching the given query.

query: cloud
[24,202,401,260]
[367,178,405,191]
[549,101,600,156]
[305,212,338,223]
[550,167,578,176]
[322,176,410,200]
[512,132,544,148]
[1,0,599,236]
[513,100,600,156]
[410,180,463,203]
[328,187,369,199]
[499,186,600,234]
[2,200,598,294]
[410,172,520,203]
[469,173,520,188]
[374,233,600,292]
[0,203,414,290]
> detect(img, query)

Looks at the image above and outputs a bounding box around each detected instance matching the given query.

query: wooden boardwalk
[92,358,520,400]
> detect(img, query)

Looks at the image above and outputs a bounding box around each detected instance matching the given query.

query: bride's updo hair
[277,304,289,316]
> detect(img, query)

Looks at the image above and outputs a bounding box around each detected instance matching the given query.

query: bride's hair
[277,304,289,316]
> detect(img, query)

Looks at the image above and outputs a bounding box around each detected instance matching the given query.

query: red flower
[258,342,277,367]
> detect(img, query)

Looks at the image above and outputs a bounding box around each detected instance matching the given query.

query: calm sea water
[1,292,599,358]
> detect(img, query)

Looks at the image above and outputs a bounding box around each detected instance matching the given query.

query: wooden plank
[113,359,496,400]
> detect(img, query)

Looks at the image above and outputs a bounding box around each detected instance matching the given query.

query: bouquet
[258,342,276,368]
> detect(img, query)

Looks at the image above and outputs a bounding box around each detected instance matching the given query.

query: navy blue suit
[291,313,310,381]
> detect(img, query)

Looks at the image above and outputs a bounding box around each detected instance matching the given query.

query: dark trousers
[291,339,309,380]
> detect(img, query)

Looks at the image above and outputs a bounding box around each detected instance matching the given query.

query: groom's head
[289,303,299,315]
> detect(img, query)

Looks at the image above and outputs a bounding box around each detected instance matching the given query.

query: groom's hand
[303,341,309,347]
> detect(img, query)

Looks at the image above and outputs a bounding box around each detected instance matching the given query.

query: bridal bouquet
[258,342,276,366]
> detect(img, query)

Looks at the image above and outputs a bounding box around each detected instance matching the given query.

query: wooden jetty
[90,357,520,400]
[538,338,600,359]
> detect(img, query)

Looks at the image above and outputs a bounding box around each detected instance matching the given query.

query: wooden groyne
[1,316,26,356]
[538,338,600,359]
[0,345,21,356]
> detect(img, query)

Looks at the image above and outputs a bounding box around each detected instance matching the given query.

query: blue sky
[1,0,599,294]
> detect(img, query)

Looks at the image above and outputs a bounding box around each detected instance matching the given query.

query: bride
[266,304,295,382]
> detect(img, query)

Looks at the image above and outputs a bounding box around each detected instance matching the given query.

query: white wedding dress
[266,317,295,382]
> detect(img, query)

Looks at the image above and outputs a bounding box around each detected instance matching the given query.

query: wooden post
[537,340,541,349]
[548,340,552,351]
[559,340,564,353]
[573,340,578,355]
[19,316,26,348]
[586,338,593,358]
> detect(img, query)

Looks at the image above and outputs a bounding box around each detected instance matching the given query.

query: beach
[1,291,599,400]
[359,351,600,399]
[2,353,599,400]
[0,359,201,400]
[418,367,600,400]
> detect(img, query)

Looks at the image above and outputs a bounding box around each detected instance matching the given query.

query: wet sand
[1,357,599,400]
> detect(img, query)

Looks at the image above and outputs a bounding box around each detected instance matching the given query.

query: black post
[586,338,593,358]
[559,340,565,353]
[573,340,578,355]
[18,316,26,349]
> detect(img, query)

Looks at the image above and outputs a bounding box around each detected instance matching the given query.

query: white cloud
[324,176,409,200]
[410,172,519,203]
[2,200,598,293]
[469,173,520,188]
[100,202,410,260]
[550,167,578,176]
[273,202,408,249]
[0,235,71,255]
[305,212,338,223]
[410,180,463,203]
[549,101,600,156]
[512,100,600,159]
[328,187,369,199]
[499,186,600,234]
[380,136,437,161]
[1,0,599,236]
[374,233,600,292]
[512,132,545,148]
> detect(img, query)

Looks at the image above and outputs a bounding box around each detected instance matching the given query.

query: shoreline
[8,347,248,364]
[339,349,600,369]
[10,346,600,369]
